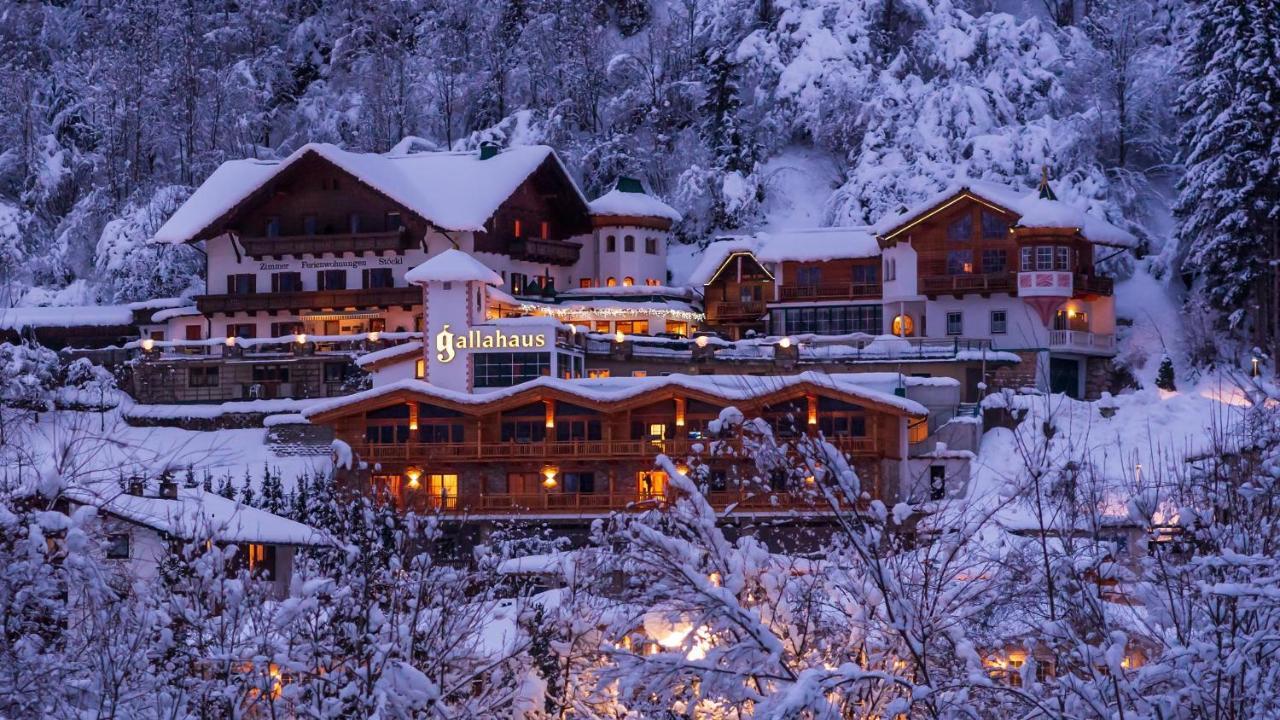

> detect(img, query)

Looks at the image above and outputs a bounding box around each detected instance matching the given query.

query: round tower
[588,177,682,288]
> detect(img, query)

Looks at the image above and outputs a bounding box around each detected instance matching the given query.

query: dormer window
[980,210,1008,238]
[385,212,402,232]
[265,216,280,237]
[947,214,973,241]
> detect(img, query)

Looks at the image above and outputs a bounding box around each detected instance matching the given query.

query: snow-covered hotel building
[28,141,1132,525]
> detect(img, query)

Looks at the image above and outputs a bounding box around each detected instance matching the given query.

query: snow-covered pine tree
[1155,353,1176,390]
[1174,0,1280,353]
[238,469,255,506]
[259,464,285,514]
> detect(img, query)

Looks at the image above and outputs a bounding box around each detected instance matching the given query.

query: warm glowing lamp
[614,330,625,343]
[542,466,558,488]
[405,466,422,489]
[368,330,380,342]
[140,338,155,351]
[778,336,792,349]
[295,333,307,345]
[695,335,709,348]
[226,336,237,347]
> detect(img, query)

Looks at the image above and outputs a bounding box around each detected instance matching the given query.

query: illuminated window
[615,320,648,335]
[606,277,617,287]
[666,321,688,337]
[428,473,458,509]
[514,219,523,237]
[587,369,610,379]
[540,221,549,239]
[892,314,914,337]
[579,278,593,288]
[622,276,634,286]
[909,419,929,443]
[648,423,665,438]
[415,358,425,379]
[637,471,667,499]
[632,370,648,378]
[645,278,660,286]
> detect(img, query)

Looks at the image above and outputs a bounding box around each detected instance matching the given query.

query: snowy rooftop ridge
[404,248,504,285]
[686,227,876,286]
[153,143,584,243]
[64,483,332,546]
[588,180,682,222]
[871,178,1137,248]
[303,370,935,420]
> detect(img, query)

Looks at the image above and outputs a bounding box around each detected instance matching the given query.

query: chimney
[127,477,146,496]
[159,479,179,499]
[479,141,500,161]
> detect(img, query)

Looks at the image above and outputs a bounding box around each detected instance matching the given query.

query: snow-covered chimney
[127,478,146,496]
[159,479,179,499]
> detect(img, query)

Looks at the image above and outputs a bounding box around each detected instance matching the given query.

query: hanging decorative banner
[434,323,547,363]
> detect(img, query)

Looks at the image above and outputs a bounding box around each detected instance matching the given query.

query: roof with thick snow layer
[405,248,504,285]
[153,143,586,243]
[687,227,877,286]
[871,179,1137,248]
[589,187,682,222]
[64,484,331,546]
[303,370,934,422]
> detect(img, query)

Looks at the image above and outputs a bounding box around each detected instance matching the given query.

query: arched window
[622,277,635,287]
[606,277,617,287]
[606,235,616,252]
[892,315,915,337]
[624,235,635,252]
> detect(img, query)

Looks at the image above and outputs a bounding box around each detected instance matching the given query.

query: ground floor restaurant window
[474,352,551,387]
[771,305,882,335]
[426,473,458,509]
[637,471,667,499]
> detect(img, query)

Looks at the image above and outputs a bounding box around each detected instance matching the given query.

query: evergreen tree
[259,464,286,515]
[216,473,235,499]
[1174,0,1280,342]
[290,472,311,524]
[239,469,255,507]
[201,469,213,493]
[1155,354,1177,391]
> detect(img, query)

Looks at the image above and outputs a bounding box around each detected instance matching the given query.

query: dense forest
[0,0,1276,351]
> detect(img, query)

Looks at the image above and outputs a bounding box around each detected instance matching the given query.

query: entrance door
[1049,357,1081,398]
[964,368,983,403]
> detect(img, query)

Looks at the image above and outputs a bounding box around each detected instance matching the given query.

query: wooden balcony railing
[921,272,1014,295]
[1048,330,1116,352]
[398,488,842,515]
[355,435,878,464]
[778,282,882,302]
[706,301,768,321]
[239,231,414,258]
[196,287,421,314]
[509,237,582,266]
[1072,273,1114,296]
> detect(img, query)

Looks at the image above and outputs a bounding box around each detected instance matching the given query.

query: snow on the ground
[1114,263,1184,386]
[969,375,1261,530]
[13,406,332,493]
[759,147,842,229]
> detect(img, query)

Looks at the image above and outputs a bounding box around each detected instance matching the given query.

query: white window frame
[946,311,963,336]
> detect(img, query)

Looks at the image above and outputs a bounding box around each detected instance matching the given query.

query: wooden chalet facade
[306,375,927,518]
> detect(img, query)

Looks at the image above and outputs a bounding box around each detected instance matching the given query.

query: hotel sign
[434,323,547,363]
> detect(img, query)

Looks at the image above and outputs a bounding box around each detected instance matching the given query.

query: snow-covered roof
[0,304,135,330]
[404,249,504,285]
[150,305,200,323]
[356,341,423,369]
[304,370,931,420]
[589,185,682,222]
[153,143,585,242]
[686,227,876,286]
[871,179,1137,248]
[65,483,331,546]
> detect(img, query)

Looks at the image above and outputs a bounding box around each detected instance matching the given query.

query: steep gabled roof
[302,371,930,424]
[688,227,877,286]
[64,484,332,546]
[871,179,1137,248]
[153,143,588,243]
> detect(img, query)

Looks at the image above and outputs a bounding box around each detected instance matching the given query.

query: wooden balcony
[1073,273,1114,296]
[778,282,882,302]
[239,231,414,258]
[397,488,842,515]
[706,301,768,322]
[1048,330,1116,354]
[196,287,421,314]
[354,435,878,465]
[921,272,1014,296]
[509,237,582,266]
